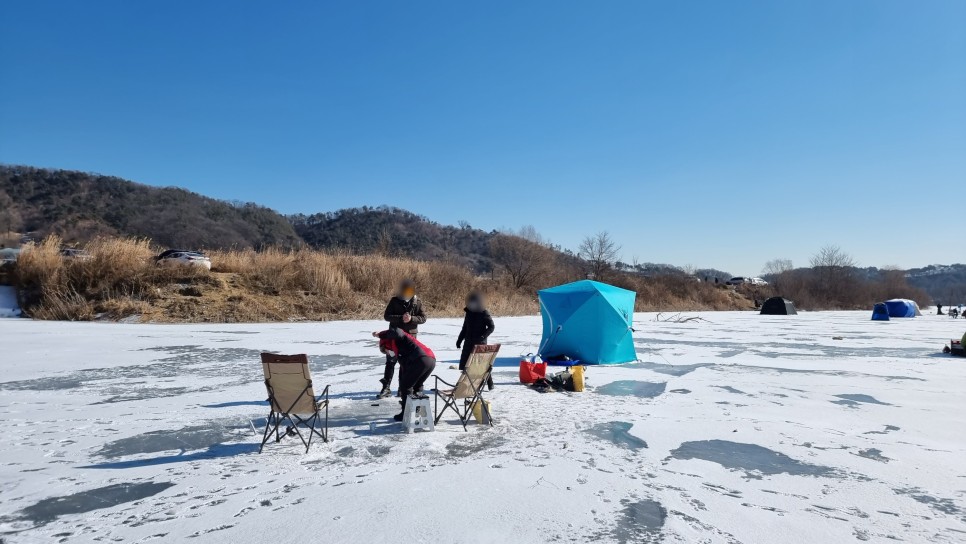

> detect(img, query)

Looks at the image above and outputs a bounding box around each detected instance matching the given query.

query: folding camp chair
[433,344,500,431]
[259,353,329,453]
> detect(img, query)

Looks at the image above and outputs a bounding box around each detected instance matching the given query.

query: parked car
[60,248,92,261]
[0,248,20,264]
[726,277,748,286]
[155,249,212,270]
[749,277,769,286]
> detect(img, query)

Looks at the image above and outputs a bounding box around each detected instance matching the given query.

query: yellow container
[571,365,585,392]
[471,400,492,424]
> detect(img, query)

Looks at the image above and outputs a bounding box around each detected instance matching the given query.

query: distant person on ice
[373,328,436,421]
[456,291,495,390]
[377,279,427,398]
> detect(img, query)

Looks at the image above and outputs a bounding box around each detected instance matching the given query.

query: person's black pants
[398,355,436,412]
[381,332,416,387]
[459,342,494,389]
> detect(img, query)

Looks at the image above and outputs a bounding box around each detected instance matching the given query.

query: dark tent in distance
[871,303,890,321]
[760,297,797,315]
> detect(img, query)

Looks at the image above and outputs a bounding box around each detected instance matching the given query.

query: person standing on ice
[377,279,427,398]
[373,328,436,421]
[456,291,495,390]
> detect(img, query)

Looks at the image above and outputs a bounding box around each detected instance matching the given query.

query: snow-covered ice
[1,311,965,543]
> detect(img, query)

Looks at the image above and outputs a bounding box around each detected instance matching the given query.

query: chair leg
[436,395,468,427]
[303,414,317,454]
[458,402,471,432]
[286,414,309,451]
[482,399,494,426]
[434,396,451,424]
[259,411,280,454]
[305,412,326,450]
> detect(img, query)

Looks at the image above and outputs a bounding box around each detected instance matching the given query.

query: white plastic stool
[402,396,434,433]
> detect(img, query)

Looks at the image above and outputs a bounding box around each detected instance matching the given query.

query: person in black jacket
[373,328,436,421]
[377,279,427,398]
[456,291,495,390]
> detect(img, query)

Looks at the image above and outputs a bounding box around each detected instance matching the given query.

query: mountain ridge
[1,164,962,302]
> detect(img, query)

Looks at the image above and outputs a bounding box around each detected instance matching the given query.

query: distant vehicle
[155,249,212,270]
[60,248,92,261]
[749,277,769,286]
[726,277,748,286]
[0,248,21,264]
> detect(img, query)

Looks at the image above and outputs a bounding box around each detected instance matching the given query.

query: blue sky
[1,1,963,274]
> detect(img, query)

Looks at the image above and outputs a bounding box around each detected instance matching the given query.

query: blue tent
[871,302,890,321]
[884,299,921,318]
[538,280,636,365]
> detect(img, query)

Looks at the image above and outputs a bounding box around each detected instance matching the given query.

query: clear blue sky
[1,1,963,274]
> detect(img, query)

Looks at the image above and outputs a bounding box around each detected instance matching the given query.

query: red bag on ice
[519,354,547,384]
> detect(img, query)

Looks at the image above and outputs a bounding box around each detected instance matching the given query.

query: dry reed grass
[14,236,749,322]
[16,237,539,321]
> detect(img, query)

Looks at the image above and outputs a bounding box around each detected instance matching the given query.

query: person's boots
[487,376,494,391]
[377,380,392,399]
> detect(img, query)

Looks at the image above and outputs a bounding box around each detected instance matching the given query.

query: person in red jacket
[377,279,427,398]
[373,327,437,421]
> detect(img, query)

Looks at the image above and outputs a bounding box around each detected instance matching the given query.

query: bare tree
[489,227,552,289]
[0,191,21,236]
[375,225,393,256]
[760,258,794,294]
[762,258,794,277]
[809,245,858,307]
[578,231,621,280]
[877,265,909,296]
[810,245,855,269]
[517,225,543,244]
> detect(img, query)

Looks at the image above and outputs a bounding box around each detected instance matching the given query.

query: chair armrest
[433,375,456,388]
[316,384,330,404]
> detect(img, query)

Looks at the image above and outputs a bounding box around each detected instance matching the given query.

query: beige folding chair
[433,344,500,431]
[259,353,329,453]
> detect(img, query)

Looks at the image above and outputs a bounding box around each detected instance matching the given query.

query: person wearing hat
[456,291,495,390]
[373,328,436,421]
[377,279,427,398]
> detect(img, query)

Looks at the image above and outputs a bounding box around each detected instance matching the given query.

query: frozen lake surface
[1,311,965,543]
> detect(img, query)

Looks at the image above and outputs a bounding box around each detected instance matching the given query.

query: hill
[0,165,301,250]
[905,264,966,305]
[289,207,496,273]
[2,164,962,307]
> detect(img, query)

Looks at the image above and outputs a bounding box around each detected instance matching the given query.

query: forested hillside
[289,207,496,272]
[0,166,301,249]
[905,264,966,304]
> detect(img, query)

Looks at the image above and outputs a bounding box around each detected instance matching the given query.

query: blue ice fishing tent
[538,280,636,365]
[871,302,890,321]
[884,299,921,318]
